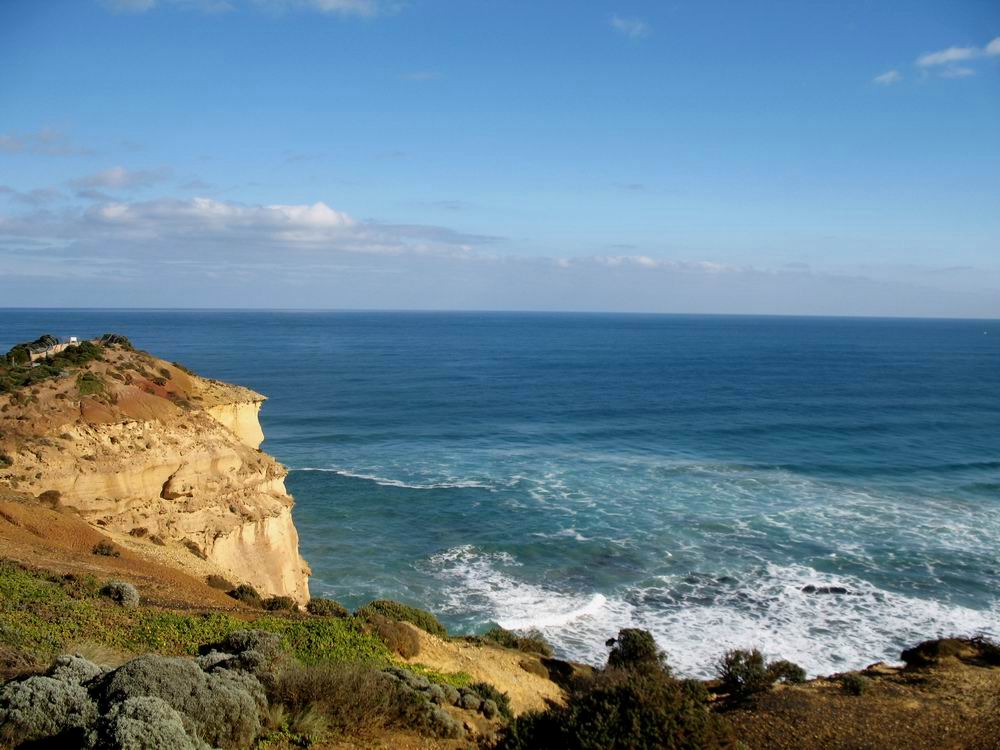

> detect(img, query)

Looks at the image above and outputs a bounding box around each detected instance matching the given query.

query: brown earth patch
[725,658,1000,750]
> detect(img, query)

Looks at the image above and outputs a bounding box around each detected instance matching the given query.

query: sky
[1,0,998,316]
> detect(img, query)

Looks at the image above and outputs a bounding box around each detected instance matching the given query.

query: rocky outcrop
[0,342,310,603]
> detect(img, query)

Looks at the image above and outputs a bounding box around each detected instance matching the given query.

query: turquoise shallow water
[2,310,998,676]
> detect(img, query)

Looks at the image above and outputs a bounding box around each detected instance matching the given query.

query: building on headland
[28,336,80,364]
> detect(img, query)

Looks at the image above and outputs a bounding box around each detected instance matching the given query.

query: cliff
[0,338,310,603]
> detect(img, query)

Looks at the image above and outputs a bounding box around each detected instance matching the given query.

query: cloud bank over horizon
[1,184,997,318]
[1,3,998,316]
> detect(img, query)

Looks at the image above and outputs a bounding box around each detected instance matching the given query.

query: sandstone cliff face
[0,344,310,603]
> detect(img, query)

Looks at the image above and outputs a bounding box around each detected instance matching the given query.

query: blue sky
[1,0,998,315]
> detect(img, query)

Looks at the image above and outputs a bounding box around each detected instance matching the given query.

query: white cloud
[70,166,172,190]
[913,37,1000,77]
[916,45,977,67]
[579,255,732,273]
[86,197,356,236]
[1,195,496,258]
[873,69,902,85]
[610,15,650,39]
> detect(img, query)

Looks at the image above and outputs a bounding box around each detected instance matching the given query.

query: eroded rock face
[0,344,310,603]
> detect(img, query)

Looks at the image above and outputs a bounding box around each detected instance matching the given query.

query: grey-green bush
[94,655,262,749]
[98,696,208,750]
[48,654,106,685]
[203,629,288,686]
[0,675,97,746]
[100,580,140,608]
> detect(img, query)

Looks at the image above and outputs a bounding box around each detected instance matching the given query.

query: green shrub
[47,654,106,685]
[469,681,512,720]
[0,453,11,469]
[0,675,97,746]
[95,655,262,749]
[263,596,297,612]
[839,674,868,696]
[100,581,140,609]
[99,333,133,349]
[356,599,447,638]
[99,695,205,750]
[77,372,105,397]
[766,659,807,684]
[228,584,263,607]
[482,626,554,657]
[715,649,773,699]
[606,628,667,672]
[205,574,233,590]
[92,540,120,558]
[970,635,1000,666]
[306,597,350,618]
[496,664,733,750]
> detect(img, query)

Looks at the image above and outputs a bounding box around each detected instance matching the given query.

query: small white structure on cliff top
[28,336,80,363]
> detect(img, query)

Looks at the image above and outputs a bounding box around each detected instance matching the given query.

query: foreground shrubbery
[0,632,501,748]
[496,628,735,750]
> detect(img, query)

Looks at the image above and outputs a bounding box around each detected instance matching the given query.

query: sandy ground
[402,627,564,715]
[0,490,241,610]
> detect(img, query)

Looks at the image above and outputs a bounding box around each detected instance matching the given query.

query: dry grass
[269,663,427,739]
[367,614,421,658]
[64,641,130,669]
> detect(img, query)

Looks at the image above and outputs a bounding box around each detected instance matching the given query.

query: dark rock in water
[801,585,848,595]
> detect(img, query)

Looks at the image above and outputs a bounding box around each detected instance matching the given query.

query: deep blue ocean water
[2,310,998,676]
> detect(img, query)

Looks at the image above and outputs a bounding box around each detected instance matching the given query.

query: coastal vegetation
[479,626,555,657]
[356,599,449,638]
[496,629,734,750]
[0,333,136,398]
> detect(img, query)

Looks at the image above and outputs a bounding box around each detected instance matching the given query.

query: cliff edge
[0,335,310,603]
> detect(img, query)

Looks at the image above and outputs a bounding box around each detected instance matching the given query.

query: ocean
[2,310,998,677]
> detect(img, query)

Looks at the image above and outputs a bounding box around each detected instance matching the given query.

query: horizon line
[0,307,998,323]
